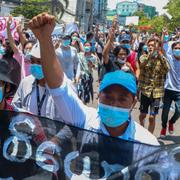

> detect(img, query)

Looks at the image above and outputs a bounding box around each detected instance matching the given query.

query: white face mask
[117,58,126,64]
[121,64,130,72]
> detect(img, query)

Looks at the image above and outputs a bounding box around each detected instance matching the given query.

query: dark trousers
[161,89,180,128]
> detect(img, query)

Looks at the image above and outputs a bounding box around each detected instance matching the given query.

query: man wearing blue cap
[28,13,159,145]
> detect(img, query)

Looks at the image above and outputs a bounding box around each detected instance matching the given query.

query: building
[76,0,94,32]
[142,4,157,19]
[93,0,108,24]
[0,0,19,16]
[116,1,138,17]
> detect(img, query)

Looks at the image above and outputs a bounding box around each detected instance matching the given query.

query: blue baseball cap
[120,34,131,42]
[99,70,137,95]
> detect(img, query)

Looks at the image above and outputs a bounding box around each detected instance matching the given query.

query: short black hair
[113,45,129,57]
[86,31,94,41]
[23,40,35,50]
[71,31,80,38]
[172,41,180,49]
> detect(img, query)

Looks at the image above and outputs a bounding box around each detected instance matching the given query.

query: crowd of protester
[0,13,180,146]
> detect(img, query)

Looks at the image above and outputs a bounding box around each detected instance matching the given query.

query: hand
[7,15,13,28]
[108,28,115,42]
[129,23,134,29]
[162,27,168,34]
[28,13,56,41]
[112,16,118,29]
[16,23,22,33]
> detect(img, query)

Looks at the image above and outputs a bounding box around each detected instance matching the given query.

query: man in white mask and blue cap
[28,13,159,145]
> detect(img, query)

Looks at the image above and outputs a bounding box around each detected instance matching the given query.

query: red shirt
[5,100,14,111]
[127,51,137,72]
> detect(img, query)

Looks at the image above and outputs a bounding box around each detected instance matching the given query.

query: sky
[107,0,169,15]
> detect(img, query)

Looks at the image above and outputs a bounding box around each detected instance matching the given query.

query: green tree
[149,15,167,33]
[164,0,180,30]
[12,0,50,20]
[133,11,147,20]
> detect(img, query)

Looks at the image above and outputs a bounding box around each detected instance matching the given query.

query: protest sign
[0,17,22,41]
[0,110,180,179]
[125,16,139,26]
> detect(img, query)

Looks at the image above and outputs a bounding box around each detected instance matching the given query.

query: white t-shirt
[49,75,159,146]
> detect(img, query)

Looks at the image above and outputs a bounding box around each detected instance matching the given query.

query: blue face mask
[143,45,148,52]
[164,35,169,42]
[63,40,71,47]
[0,86,3,103]
[30,64,44,80]
[84,46,91,53]
[98,103,130,128]
[0,46,5,55]
[24,51,31,60]
[173,49,180,57]
[124,44,131,50]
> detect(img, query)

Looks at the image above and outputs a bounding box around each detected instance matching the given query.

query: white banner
[125,16,139,26]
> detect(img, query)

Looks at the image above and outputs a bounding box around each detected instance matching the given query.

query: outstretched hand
[28,13,56,41]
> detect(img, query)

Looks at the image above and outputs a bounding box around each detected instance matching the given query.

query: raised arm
[102,30,114,64]
[7,16,19,54]
[29,13,64,88]
[16,23,28,48]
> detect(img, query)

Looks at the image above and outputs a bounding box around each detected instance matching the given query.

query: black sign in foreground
[0,110,180,180]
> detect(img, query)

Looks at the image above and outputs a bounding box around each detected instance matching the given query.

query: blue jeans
[161,89,180,128]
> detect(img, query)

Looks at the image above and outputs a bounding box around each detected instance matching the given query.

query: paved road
[88,70,180,145]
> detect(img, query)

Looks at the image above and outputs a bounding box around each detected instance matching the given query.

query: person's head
[172,41,180,60]
[2,39,14,58]
[23,41,34,53]
[29,43,44,80]
[121,30,126,36]
[113,45,130,64]
[120,34,131,50]
[0,59,19,104]
[23,41,35,60]
[98,71,137,134]
[84,41,92,53]
[62,35,71,47]
[23,32,30,40]
[86,31,94,42]
[147,38,160,53]
[0,80,11,104]
[71,31,80,42]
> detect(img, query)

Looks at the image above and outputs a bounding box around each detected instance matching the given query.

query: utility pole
[51,0,56,16]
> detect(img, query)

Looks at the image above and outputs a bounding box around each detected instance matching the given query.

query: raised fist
[28,13,56,41]
[7,15,13,28]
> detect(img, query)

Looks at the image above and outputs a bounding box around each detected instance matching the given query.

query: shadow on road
[158,135,180,145]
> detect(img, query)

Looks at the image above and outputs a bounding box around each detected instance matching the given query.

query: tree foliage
[133,11,147,20]
[165,0,180,30]
[12,0,50,20]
